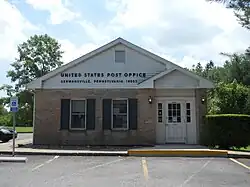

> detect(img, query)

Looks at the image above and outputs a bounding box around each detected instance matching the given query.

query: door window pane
[167,103,181,123]
[186,102,191,123]
[158,103,163,123]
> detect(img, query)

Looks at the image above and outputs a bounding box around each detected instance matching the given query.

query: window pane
[168,104,172,109]
[186,110,190,116]
[158,103,162,110]
[113,100,127,114]
[115,50,125,63]
[177,117,181,122]
[113,115,127,128]
[187,116,191,123]
[168,117,173,122]
[173,104,176,110]
[177,110,181,116]
[168,110,172,117]
[158,110,162,116]
[158,117,163,123]
[173,110,176,116]
[71,114,85,129]
[177,104,180,109]
[71,100,85,113]
[186,103,190,109]
[112,100,128,129]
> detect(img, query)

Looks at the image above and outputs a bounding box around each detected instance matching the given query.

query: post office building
[27,37,214,146]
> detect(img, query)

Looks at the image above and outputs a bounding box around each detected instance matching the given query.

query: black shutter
[86,99,96,130]
[60,99,70,130]
[129,98,138,130]
[103,99,112,130]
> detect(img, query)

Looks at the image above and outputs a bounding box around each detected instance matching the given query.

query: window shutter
[103,99,112,130]
[129,98,138,130]
[60,99,70,130]
[86,99,96,130]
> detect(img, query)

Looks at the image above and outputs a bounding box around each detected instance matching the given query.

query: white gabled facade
[27,37,214,90]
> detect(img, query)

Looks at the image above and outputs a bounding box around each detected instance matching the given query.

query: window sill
[110,128,130,132]
[68,128,87,132]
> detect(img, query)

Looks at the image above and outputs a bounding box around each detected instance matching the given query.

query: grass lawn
[15,127,33,133]
[239,145,250,151]
[231,145,250,152]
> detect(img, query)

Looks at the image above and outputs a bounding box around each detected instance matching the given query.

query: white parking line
[141,157,149,182]
[53,157,127,182]
[179,159,212,187]
[229,158,250,170]
[31,155,60,172]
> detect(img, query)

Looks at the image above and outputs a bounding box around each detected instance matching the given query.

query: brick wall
[33,89,156,146]
[195,89,207,144]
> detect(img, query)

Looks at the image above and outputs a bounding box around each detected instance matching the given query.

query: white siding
[154,70,199,89]
[43,44,172,89]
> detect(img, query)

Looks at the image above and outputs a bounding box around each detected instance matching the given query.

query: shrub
[0,114,12,126]
[200,114,250,149]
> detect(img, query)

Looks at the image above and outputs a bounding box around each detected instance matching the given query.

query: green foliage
[0,113,12,126]
[201,114,250,149]
[7,34,64,91]
[212,81,250,114]
[0,34,64,127]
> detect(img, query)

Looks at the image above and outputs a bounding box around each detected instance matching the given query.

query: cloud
[0,0,39,61]
[105,0,250,67]
[59,39,99,63]
[25,0,80,24]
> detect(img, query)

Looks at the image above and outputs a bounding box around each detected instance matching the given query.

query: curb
[0,150,128,157]
[228,153,250,159]
[0,156,27,163]
[0,150,249,158]
[127,149,229,158]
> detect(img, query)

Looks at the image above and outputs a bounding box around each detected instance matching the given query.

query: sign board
[60,72,147,84]
[10,97,18,113]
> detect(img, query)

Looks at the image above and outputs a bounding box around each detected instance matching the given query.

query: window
[186,103,191,123]
[115,50,125,63]
[168,103,181,123]
[70,100,86,130]
[157,103,163,123]
[112,99,128,130]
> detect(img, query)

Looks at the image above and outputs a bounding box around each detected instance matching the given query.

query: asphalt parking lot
[0,156,249,187]
[0,133,32,145]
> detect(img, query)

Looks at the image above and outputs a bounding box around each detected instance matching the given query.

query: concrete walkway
[0,144,249,158]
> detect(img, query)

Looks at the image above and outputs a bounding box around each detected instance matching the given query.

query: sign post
[10,97,18,157]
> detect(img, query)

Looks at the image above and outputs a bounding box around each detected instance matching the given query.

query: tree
[1,34,64,126]
[221,52,250,85]
[7,34,64,91]
[211,81,250,114]
[207,0,250,29]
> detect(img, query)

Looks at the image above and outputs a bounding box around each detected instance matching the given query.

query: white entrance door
[165,101,186,143]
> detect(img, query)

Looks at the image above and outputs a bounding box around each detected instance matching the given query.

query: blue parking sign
[10,97,18,113]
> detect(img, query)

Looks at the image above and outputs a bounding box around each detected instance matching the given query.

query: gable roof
[26,37,214,89]
[138,67,214,89]
[27,37,183,89]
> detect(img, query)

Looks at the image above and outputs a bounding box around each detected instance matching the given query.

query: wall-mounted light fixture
[148,96,153,104]
[201,98,205,104]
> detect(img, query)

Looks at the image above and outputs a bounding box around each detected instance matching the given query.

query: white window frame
[111,98,129,130]
[114,50,126,63]
[69,98,87,130]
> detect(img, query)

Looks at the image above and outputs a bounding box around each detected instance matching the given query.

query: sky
[0,0,250,97]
